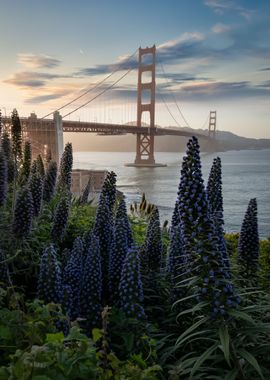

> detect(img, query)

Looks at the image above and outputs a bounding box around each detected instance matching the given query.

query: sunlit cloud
[18,53,61,69]
[4,71,72,88]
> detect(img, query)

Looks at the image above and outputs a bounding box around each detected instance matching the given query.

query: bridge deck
[2,117,209,140]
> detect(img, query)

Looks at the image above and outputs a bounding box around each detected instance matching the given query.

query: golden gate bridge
[1,46,216,167]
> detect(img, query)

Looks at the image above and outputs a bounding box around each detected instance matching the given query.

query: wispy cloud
[4,71,72,88]
[204,0,256,19]
[212,23,232,34]
[260,67,270,71]
[18,53,61,69]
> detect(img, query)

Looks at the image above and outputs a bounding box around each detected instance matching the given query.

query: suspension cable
[41,49,138,119]
[157,88,184,128]
[62,67,134,118]
[157,58,190,127]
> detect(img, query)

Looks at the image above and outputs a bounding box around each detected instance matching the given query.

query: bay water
[74,149,270,239]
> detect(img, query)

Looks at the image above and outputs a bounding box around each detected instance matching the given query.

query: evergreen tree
[43,160,57,202]
[109,218,128,303]
[12,186,33,239]
[20,141,32,185]
[37,245,62,305]
[80,233,102,330]
[30,173,43,217]
[0,149,8,206]
[119,245,145,319]
[238,198,259,280]
[51,192,70,242]
[116,197,133,248]
[177,137,239,318]
[58,143,73,191]
[11,109,22,162]
[142,207,163,272]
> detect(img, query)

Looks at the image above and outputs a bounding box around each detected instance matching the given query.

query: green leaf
[46,332,64,343]
[224,368,239,380]
[227,310,255,324]
[92,328,103,343]
[238,348,264,379]
[219,325,231,366]
[189,342,219,379]
[176,317,208,347]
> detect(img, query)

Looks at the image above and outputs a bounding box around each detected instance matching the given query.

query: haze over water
[74,149,270,239]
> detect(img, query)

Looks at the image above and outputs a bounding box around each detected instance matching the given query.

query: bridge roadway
[2,116,208,140]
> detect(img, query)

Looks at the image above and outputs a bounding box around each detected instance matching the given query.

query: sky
[0,0,270,138]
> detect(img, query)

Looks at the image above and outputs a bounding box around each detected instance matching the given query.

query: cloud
[204,0,255,19]
[212,23,232,34]
[26,91,70,104]
[76,33,207,76]
[4,71,72,88]
[260,67,270,71]
[179,80,270,100]
[18,53,61,69]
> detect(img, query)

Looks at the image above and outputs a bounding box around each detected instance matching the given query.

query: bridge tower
[126,45,166,167]
[208,111,217,139]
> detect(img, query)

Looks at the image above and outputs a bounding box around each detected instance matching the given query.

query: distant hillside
[65,125,270,152]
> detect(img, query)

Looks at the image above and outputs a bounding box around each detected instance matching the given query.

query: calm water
[73,150,270,239]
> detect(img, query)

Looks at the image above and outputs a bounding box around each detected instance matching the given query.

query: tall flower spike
[63,237,83,320]
[12,186,33,238]
[207,157,229,268]
[238,198,259,280]
[20,141,32,185]
[177,137,239,318]
[101,171,117,212]
[0,250,10,287]
[58,143,73,191]
[43,161,57,202]
[80,233,102,330]
[30,173,43,217]
[143,207,163,272]
[11,109,22,162]
[80,178,91,204]
[0,149,8,207]
[109,218,128,303]
[119,245,145,319]
[116,197,134,247]
[37,244,62,305]
[1,132,14,183]
[51,192,70,242]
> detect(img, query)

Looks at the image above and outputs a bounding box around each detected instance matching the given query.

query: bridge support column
[54,111,64,164]
[126,45,166,167]
[208,111,217,139]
